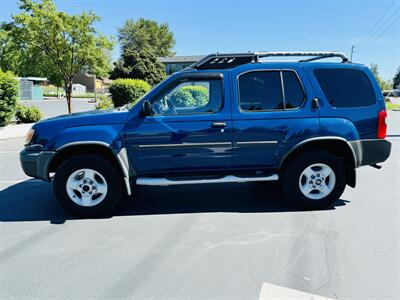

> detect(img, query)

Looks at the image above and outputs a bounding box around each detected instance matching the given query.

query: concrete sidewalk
[0,98,97,140]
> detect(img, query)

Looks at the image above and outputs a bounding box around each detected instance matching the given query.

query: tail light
[377,110,387,139]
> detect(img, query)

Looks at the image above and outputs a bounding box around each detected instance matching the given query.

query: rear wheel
[53,155,122,217]
[281,150,346,210]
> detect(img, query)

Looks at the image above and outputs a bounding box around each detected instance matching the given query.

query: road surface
[0,112,399,299]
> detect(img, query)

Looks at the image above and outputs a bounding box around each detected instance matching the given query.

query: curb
[0,123,34,140]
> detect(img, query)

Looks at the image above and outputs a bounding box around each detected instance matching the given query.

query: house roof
[18,77,47,82]
[159,55,205,64]
[100,77,113,84]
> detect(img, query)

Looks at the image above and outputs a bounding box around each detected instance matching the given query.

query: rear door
[305,64,384,139]
[230,64,319,171]
[124,73,233,175]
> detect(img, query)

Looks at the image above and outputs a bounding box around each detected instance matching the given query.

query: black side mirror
[141,100,153,117]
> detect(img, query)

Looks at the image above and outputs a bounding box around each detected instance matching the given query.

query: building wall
[164,62,194,75]
[19,80,44,101]
[73,73,96,93]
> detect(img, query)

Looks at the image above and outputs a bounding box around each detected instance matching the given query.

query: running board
[136,174,279,186]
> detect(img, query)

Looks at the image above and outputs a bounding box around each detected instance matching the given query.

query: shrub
[15,104,42,123]
[169,85,209,107]
[109,78,151,107]
[0,70,19,126]
[95,95,114,110]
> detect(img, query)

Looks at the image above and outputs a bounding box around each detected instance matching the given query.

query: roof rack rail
[190,51,349,70]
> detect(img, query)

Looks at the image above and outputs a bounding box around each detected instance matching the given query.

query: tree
[1,21,63,87]
[118,18,175,57]
[111,46,166,85]
[7,0,113,113]
[393,67,400,89]
[110,18,175,85]
[370,63,391,91]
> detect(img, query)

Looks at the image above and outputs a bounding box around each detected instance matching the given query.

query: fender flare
[53,141,134,196]
[278,136,358,169]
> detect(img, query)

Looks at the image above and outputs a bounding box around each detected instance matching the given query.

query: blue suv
[20,52,392,216]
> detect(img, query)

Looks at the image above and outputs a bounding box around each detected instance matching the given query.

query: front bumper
[20,149,56,181]
[350,139,392,167]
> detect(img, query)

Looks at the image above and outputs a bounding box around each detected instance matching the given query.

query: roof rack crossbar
[190,51,349,70]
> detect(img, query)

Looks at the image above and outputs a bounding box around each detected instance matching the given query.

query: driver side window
[151,79,223,115]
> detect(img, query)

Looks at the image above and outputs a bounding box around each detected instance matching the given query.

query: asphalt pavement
[23,98,96,119]
[0,112,399,299]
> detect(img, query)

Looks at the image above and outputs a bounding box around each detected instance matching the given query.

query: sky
[1,0,399,80]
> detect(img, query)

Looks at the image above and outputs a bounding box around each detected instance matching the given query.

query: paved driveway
[0,113,399,299]
[22,98,96,119]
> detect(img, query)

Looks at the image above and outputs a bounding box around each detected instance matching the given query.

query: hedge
[15,104,42,123]
[95,95,114,110]
[0,70,19,126]
[109,78,151,107]
[169,85,209,107]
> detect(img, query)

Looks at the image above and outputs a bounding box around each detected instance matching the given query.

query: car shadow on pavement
[0,179,349,223]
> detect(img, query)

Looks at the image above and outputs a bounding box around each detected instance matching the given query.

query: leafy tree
[111,46,166,85]
[118,18,175,57]
[111,18,175,85]
[393,67,400,89]
[1,21,63,87]
[7,0,113,113]
[370,63,391,91]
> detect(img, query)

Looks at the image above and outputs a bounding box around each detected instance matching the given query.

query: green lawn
[386,102,400,111]
[43,92,95,98]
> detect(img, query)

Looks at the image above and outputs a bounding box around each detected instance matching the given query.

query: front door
[124,74,232,175]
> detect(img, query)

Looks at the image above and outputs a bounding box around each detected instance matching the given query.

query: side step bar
[136,174,279,186]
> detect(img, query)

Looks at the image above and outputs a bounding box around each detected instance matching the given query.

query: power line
[356,12,400,52]
[356,4,400,49]
[355,0,397,47]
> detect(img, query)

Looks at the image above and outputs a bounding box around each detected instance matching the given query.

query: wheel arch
[48,142,132,195]
[279,137,357,188]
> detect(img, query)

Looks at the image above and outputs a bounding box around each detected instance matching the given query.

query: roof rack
[190,51,349,70]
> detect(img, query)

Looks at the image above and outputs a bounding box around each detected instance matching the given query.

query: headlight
[25,128,35,145]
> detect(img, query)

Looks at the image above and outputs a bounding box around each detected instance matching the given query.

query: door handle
[211,122,226,128]
[312,98,320,109]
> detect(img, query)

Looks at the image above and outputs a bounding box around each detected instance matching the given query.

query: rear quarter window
[314,68,376,108]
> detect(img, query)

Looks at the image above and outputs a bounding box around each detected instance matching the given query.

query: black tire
[281,150,346,210]
[53,155,123,217]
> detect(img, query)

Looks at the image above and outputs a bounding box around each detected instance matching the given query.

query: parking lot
[23,98,96,119]
[0,113,399,299]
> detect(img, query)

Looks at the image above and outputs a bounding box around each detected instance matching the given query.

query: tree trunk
[65,80,72,113]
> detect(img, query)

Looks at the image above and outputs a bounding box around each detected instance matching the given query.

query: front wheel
[53,155,123,217]
[281,150,347,210]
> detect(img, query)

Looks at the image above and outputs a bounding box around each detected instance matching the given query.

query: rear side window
[239,71,283,110]
[314,68,376,107]
[238,70,304,111]
[282,71,304,108]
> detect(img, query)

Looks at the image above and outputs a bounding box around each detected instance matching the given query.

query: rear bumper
[20,149,56,181]
[350,139,391,167]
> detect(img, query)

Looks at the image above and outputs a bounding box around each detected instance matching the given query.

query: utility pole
[350,45,355,61]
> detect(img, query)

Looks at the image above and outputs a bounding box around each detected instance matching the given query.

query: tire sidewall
[282,151,346,210]
[53,155,122,217]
